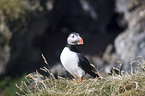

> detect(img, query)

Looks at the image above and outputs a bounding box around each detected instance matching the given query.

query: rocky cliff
[0,0,145,78]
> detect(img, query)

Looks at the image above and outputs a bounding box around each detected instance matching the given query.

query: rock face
[2,0,123,76]
[115,11,145,71]
[105,0,145,73]
[0,0,133,77]
[0,24,11,74]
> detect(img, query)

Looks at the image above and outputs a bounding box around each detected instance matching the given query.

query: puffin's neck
[66,44,80,52]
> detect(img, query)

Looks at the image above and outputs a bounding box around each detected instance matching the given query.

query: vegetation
[0,74,26,96]
[0,1,32,96]
[0,0,31,59]
[0,0,30,23]
[0,0,144,96]
[16,56,145,96]
[0,0,32,37]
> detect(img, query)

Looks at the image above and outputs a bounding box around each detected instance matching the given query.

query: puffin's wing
[77,53,99,78]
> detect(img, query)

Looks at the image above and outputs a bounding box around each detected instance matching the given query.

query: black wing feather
[77,53,99,78]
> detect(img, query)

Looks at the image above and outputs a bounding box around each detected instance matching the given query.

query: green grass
[16,57,145,96]
[0,0,32,32]
[0,0,30,23]
[0,74,27,96]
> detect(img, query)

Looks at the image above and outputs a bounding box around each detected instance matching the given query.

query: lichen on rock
[0,23,11,74]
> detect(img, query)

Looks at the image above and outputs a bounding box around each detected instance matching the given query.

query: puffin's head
[67,32,84,45]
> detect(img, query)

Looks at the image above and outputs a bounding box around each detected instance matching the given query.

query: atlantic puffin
[60,32,100,84]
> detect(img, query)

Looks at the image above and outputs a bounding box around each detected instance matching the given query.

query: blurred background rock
[0,0,145,95]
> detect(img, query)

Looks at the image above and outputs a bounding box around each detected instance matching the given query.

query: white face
[67,33,83,45]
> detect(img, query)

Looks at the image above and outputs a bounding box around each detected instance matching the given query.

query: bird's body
[60,47,85,78]
[60,32,99,83]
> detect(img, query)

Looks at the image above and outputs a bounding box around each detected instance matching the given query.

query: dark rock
[0,0,127,77]
[6,10,49,75]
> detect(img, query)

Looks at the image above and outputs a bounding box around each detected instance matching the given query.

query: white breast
[60,47,85,78]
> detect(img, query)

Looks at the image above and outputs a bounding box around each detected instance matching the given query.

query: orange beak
[78,36,84,45]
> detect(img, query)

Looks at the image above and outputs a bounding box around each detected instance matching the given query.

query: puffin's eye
[72,35,75,38]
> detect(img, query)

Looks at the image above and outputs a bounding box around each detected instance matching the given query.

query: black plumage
[77,53,100,78]
[68,44,99,78]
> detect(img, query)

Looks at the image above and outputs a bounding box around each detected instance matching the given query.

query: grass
[16,56,145,96]
[0,0,30,23]
[0,0,32,33]
[0,74,27,96]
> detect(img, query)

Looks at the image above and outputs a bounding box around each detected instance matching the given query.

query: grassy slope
[16,55,145,96]
[16,69,145,96]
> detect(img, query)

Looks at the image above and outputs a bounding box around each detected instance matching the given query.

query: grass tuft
[16,56,145,96]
